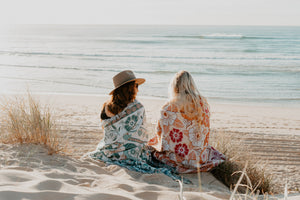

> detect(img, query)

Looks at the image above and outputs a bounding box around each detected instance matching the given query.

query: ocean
[0,25,299,105]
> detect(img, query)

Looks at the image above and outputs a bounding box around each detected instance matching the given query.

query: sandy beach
[1,93,300,200]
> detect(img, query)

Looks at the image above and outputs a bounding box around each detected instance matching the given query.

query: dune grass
[0,93,66,154]
[210,130,273,195]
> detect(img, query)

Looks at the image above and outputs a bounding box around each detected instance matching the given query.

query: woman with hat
[89,70,182,181]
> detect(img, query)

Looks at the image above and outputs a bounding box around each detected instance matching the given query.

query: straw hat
[109,70,145,95]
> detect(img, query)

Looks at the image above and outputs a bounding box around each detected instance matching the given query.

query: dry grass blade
[284,180,288,200]
[176,178,186,200]
[0,93,66,154]
[230,162,248,200]
[210,130,273,194]
[197,159,202,192]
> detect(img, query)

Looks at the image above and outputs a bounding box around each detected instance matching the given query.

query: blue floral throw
[89,100,188,183]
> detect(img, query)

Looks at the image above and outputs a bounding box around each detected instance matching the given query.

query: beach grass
[210,130,273,194]
[0,93,66,154]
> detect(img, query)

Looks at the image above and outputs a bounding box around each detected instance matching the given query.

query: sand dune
[0,144,229,200]
[42,94,300,192]
[1,93,300,199]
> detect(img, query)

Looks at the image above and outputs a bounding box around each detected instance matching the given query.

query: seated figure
[148,70,226,173]
[89,70,182,181]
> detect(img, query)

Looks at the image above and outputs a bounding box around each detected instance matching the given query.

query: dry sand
[0,144,229,200]
[0,93,300,200]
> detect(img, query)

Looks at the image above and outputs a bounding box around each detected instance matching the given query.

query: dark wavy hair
[106,81,137,115]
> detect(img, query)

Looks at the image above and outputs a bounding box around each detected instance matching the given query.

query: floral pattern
[161,110,176,126]
[125,115,138,131]
[103,125,119,144]
[89,100,148,163]
[175,144,189,157]
[188,127,204,147]
[148,98,226,173]
[170,128,183,143]
[89,100,185,183]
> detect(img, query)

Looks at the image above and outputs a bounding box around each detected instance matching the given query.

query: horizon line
[1,23,300,27]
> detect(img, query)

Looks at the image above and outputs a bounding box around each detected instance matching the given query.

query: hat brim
[109,78,145,95]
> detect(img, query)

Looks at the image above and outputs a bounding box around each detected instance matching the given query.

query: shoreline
[1,91,300,108]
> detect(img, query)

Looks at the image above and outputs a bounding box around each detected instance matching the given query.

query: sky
[0,0,300,26]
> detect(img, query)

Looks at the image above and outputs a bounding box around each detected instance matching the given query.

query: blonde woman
[148,70,225,173]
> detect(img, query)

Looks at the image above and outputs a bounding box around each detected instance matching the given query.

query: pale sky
[0,0,299,26]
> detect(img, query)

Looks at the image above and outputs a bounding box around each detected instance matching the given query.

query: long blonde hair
[169,70,209,118]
